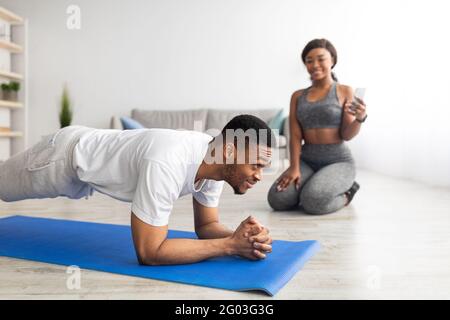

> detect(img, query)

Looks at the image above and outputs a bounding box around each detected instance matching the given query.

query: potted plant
[1,83,10,101]
[9,82,20,101]
[59,86,73,128]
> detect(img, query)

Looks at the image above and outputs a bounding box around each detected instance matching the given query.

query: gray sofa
[110,108,290,160]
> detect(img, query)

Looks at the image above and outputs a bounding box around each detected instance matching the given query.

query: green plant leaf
[59,86,73,128]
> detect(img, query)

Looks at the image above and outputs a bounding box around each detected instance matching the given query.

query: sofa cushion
[120,116,145,130]
[131,109,208,131]
[205,108,282,136]
[268,109,286,134]
[110,116,123,130]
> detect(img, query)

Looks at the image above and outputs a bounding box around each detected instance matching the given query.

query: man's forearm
[142,237,234,265]
[196,221,233,239]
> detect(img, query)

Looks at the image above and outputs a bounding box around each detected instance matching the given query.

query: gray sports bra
[296,81,342,130]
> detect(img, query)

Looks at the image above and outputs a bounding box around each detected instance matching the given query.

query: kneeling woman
[268,39,367,214]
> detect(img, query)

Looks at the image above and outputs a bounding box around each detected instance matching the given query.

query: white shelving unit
[0,6,27,161]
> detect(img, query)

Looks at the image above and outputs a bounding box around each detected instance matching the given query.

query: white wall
[1,0,449,186]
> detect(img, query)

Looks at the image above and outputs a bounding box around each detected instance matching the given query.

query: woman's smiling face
[304,48,334,81]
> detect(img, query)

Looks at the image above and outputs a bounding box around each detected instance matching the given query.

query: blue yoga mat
[0,215,319,296]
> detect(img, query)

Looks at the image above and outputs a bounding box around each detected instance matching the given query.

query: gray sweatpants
[267,143,356,214]
[0,126,94,202]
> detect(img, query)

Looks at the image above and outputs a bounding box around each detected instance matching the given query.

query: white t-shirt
[72,128,224,226]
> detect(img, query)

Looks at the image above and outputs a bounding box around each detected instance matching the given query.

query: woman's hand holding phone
[344,88,367,121]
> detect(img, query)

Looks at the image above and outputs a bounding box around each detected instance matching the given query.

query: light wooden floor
[1,167,450,300]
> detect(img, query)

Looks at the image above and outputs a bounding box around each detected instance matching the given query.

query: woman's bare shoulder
[336,83,353,95]
[291,88,307,99]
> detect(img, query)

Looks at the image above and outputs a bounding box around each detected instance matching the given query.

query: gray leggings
[267,143,356,214]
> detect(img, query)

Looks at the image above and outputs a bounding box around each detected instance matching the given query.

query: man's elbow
[136,249,161,266]
[195,228,206,239]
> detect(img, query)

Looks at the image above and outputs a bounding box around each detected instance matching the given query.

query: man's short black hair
[219,114,275,149]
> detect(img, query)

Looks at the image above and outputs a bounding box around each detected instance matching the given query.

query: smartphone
[351,88,366,111]
[354,88,366,100]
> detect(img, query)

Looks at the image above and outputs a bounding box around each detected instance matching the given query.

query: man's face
[223,144,272,195]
